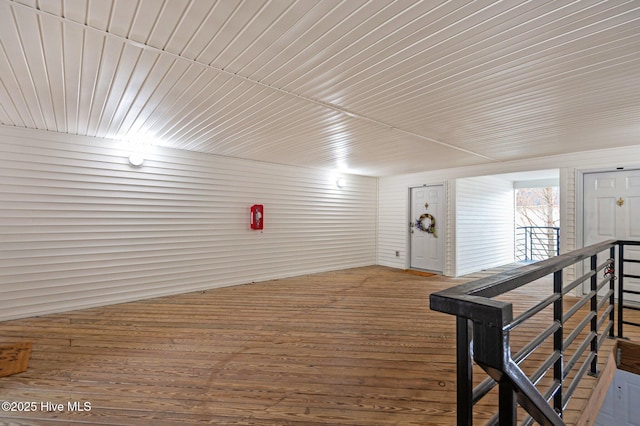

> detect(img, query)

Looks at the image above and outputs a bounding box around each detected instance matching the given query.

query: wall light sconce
[336,177,346,188]
[128,153,144,167]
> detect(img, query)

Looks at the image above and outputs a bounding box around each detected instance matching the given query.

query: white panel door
[410,185,444,272]
[584,170,640,304]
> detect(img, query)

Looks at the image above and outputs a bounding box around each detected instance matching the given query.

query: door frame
[406,182,448,273]
[576,166,640,294]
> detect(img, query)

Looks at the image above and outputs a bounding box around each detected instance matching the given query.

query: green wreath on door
[415,213,437,238]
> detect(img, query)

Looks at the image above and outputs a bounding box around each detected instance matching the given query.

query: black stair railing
[430,240,640,425]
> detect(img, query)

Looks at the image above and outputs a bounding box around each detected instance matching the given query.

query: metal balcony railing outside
[516,226,560,262]
[430,240,640,425]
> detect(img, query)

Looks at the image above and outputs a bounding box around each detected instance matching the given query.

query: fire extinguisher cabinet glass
[250,205,263,230]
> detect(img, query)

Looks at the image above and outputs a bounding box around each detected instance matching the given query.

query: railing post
[457,317,473,426]
[553,270,563,416]
[590,254,598,375]
[499,380,516,425]
[618,242,625,339]
[471,304,516,424]
[610,246,616,338]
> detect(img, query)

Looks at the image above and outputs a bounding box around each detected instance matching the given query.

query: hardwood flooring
[0,265,638,425]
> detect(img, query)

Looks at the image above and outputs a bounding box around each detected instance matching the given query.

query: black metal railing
[430,240,640,425]
[618,241,640,339]
[516,226,560,261]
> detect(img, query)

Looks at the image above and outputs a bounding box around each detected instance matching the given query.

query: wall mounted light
[128,153,144,167]
[336,177,346,188]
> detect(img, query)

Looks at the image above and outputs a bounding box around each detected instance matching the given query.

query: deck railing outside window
[430,240,640,425]
[516,226,560,262]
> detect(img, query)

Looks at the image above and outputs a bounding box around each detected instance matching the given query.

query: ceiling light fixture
[128,153,144,167]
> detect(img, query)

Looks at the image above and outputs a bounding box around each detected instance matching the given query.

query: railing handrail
[430,239,640,425]
[432,239,616,316]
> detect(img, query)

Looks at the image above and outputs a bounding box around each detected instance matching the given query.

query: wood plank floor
[0,265,639,425]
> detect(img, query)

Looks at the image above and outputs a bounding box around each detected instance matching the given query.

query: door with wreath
[410,185,445,272]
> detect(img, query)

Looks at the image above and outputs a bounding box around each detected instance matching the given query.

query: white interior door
[410,185,445,272]
[583,170,640,303]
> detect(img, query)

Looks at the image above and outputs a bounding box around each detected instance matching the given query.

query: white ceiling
[1,0,639,177]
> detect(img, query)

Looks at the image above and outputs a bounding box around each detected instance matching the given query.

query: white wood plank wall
[0,127,377,321]
[455,176,514,276]
[376,177,409,270]
[560,167,577,284]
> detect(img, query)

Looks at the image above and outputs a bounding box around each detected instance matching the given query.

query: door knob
[617,197,624,207]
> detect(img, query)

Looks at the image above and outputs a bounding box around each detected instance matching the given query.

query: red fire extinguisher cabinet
[250,204,264,230]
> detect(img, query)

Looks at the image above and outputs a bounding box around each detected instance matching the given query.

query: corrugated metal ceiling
[1,0,639,176]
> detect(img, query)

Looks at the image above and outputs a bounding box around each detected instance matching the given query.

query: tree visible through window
[515,187,559,261]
